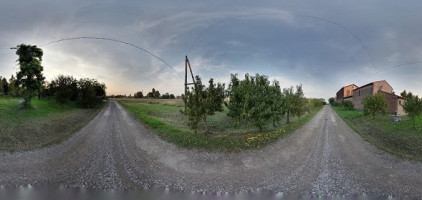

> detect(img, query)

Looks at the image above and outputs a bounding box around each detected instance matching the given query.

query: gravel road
[1,100,421,198]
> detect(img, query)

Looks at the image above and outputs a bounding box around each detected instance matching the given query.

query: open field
[116,98,322,151]
[332,106,422,161]
[0,97,103,151]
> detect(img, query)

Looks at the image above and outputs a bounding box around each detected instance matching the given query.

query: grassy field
[332,106,422,161]
[117,98,322,152]
[0,97,102,152]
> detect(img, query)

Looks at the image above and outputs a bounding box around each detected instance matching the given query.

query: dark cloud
[1,0,422,99]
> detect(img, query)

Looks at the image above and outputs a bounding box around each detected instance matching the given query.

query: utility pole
[184,55,195,111]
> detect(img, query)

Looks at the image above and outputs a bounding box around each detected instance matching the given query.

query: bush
[363,92,387,118]
[134,91,143,98]
[341,100,354,110]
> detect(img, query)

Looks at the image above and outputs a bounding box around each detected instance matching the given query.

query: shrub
[341,100,354,110]
[363,92,387,119]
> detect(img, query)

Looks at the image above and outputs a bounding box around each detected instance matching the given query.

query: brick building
[335,80,406,116]
[335,84,358,102]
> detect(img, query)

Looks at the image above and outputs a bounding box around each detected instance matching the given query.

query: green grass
[332,106,422,161]
[117,98,322,152]
[0,97,103,152]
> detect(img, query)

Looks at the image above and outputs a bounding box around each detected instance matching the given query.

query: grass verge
[117,98,322,152]
[0,97,104,152]
[332,106,422,161]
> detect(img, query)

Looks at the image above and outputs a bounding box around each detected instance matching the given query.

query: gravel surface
[0,100,421,198]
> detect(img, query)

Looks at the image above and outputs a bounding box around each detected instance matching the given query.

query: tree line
[0,44,106,108]
[182,74,324,133]
[132,88,176,99]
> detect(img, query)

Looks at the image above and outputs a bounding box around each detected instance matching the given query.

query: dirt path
[0,100,421,198]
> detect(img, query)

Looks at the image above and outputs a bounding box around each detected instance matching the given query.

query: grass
[117,98,322,152]
[0,97,103,152]
[332,106,422,161]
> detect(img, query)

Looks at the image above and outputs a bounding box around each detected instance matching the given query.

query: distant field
[333,106,422,161]
[117,98,322,151]
[0,97,102,152]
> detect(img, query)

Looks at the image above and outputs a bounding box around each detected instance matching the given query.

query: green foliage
[161,92,175,99]
[328,97,335,105]
[291,85,307,119]
[49,75,78,103]
[119,99,322,152]
[403,92,422,129]
[226,74,285,130]
[341,100,354,110]
[147,88,160,98]
[77,78,106,108]
[333,106,422,161]
[363,92,387,118]
[15,44,45,108]
[182,76,225,132]
[7,75,20,97]
[134,91,144,98]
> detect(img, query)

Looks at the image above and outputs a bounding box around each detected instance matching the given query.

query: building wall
[352,85,373,110]
[397,99,406,116]
[343,85,356,98]
[373,81,393,94]
[335,88,344,102]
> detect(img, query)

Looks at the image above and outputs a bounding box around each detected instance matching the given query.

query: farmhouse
[335,80,406,116]
[335,84,358,102]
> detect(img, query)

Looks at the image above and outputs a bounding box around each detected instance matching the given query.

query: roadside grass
[117,98,322,152]
[0,97,103,152]
[332,106,422,161]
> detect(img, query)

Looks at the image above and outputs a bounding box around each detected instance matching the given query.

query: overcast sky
[1,1,422,100]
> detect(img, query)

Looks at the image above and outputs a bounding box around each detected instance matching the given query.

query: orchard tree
[363,92,387,119]
[15,44,45,108]
[225,74,243,126]
[403,93,422,129]
[182,76,225,133]
[291,85,307,119]
[283,87,295,123]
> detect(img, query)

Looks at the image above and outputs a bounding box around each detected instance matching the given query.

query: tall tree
[403,93,422,129]
[15,44,45,108]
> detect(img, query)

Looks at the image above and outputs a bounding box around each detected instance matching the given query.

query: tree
[363,92,387,119]
[8,75,20,97]
[15,44,45,108]
[328,97,335,105]
[400,90,407,98]
[50,75,78,103]
[1,77,8,96]
[225,74,243,126]
[134,91,143,98]
[291,85,307,119]
[78,78,100,108]
[403,93,422,129]
[283,87,295,123]
[182,76,206,132]
[203,78,225,131]
[182,76,225,133]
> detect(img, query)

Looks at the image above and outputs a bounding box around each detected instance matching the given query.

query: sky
[1,0,422,100]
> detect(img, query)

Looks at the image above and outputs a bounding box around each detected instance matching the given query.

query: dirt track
[0,100,421,198]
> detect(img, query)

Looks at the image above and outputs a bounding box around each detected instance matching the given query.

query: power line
[186,12,374,68]
[39,36,183,79]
